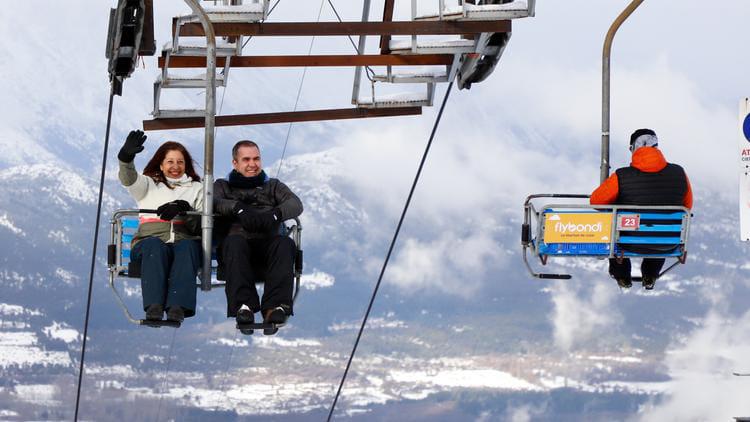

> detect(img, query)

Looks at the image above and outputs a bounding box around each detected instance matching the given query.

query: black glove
[238,208,282,233]
[118,130,147,163]
[156,200,192,221]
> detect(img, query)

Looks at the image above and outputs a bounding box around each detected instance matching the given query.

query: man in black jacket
[214,140,303,333]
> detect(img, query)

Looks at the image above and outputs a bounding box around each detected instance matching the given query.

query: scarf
[166,173,192,187]
[228,169,268,189]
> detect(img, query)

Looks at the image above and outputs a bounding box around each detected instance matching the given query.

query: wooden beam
[379,0,396,54]
[178,20,511,37]
[143,107,423,131]
[158,54,454,68]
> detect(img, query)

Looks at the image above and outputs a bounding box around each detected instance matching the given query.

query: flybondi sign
[543,212,613,244]
[554,221,604,233]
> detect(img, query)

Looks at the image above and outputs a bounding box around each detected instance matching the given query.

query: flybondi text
[554,222,604,233]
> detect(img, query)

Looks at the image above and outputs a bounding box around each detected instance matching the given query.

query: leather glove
[118,130,147,163]
[238,208,282,233]
[156,200,192,221]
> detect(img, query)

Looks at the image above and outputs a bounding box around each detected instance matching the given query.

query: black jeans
[608,258,665,280]
[220,234,295,317]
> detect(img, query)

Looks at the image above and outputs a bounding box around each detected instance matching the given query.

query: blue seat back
[537,208,687,258]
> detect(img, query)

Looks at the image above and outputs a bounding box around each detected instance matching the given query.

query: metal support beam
[143,107,422,131]
[351,0,372,105]
[184,0,216,291]
[601,0,644,183]
[177,20,511,37]
[158,54,455,68]
[379,0,396,54]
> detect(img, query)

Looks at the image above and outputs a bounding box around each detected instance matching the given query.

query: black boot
[145,304,164,321]
[236,305,254,335]
[167,306,185,323]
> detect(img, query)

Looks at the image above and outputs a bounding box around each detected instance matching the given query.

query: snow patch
[329,317,407,332]
[0,303,42,316]
[0,213,24,236]
[389,368,542,391]
[253,337,321,348]
[210,337,250,348]
[12,384,59,406]
[0,332,71,368]
[48,229,69,245]
[55,267,78,286]
[43,321,80,343]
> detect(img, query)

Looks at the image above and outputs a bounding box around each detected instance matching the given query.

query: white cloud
[638,310,750,421]
[387,231,506,297]
[549,282,620,351]
[300,270,335,290]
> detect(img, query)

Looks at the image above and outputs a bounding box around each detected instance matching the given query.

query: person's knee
[221,234,250,259]
[174,239,201,255]
[275,236,296,254]
[137,237,169,257]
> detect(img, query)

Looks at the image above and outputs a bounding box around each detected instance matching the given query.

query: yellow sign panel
[543,212,613,244]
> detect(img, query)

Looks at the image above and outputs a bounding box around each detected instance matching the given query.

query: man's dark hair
[232,140,260,161]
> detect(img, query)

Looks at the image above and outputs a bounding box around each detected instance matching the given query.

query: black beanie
[630,128,656,147]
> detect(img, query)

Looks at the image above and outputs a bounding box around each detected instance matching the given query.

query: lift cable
[73,84,117,422]
[216,329,240,411]
[241,0,283,50]
[326,82,454,421]
[275,0,326,178]
[155,328,178,421]
[326,0,375,80]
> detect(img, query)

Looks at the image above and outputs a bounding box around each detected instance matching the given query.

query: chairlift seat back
[536,208,688,259]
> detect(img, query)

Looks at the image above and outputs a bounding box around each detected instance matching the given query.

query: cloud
[637,310,750,421]
[386,230,506,297]
[549,282,620,351]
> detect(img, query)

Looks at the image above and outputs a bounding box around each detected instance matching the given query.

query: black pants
[130,237,200,317]
[608,258,665,280]
[221,234,295,317]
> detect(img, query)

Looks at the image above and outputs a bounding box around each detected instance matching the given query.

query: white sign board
[740,98,750,241]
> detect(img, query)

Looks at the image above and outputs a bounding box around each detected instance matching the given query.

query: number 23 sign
[617,214,640,231]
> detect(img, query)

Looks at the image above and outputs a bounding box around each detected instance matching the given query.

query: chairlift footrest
[236,322,285,331]
[141,319,181,328]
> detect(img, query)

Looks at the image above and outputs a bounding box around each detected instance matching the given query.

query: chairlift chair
[107,209,303,331]
[521,194,691,282]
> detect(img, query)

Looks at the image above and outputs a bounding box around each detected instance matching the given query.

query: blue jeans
[130,237,201,317]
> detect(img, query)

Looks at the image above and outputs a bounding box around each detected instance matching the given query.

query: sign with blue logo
[740,99,750,241]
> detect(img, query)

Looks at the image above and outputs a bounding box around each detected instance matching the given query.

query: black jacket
[213,177,303,241]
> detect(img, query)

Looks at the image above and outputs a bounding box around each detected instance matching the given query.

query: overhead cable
[326,82,455,421]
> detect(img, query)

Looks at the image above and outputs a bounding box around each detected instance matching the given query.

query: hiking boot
[262,306,287,336]
[236,305,254,335]
[145,304,164,321]
[642,277,656,290]
[615,277,632,288]
[166,306,184,323]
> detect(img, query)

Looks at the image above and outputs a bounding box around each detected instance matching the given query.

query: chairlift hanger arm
[177,20,511,37]
[143,106,422,131]
[159,54,455,68]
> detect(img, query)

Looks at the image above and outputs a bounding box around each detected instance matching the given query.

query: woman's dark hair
[143,141,201,188]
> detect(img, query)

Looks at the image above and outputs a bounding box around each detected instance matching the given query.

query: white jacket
[118,160,203,244]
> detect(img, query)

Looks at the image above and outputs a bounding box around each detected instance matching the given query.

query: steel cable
[326,82,454,421]
[73,83,116,421]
